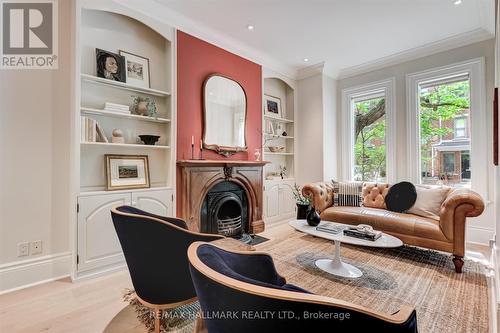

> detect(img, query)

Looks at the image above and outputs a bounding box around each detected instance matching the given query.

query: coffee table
[289,219,403,278]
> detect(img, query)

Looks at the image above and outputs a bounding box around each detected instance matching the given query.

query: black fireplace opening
[200,181,252,244]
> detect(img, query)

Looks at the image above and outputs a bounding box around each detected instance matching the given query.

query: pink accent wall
[176,31,262,214]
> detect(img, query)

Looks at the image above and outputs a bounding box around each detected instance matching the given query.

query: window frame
[454,116,467,138]
[406,58,487,199]
[341,78,396,183]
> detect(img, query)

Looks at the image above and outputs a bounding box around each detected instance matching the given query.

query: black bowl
[139,135,160,145]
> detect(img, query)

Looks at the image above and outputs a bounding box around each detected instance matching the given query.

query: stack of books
[316,223,345,235]
[343,226,382,241]
[81,116,108,143]
[104,102,130,114]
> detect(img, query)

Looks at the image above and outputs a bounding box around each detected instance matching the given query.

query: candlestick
[191,136,194,145]
[191,137,194,160]
[200,139,203,160]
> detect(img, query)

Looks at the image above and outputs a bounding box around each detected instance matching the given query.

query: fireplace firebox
[200,181,252,243]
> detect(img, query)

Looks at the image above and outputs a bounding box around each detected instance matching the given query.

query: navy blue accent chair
[111,206,224,333]
[188,242,418,333]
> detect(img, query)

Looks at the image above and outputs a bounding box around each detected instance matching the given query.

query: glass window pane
[352,96,386,182]
[418,79,470,188]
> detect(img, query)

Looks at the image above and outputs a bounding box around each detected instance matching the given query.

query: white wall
[0,0,74,293]
[336,39,496,245]
[322,75,337,182]
[297,74,324,184]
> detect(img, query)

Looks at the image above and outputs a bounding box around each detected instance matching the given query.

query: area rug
[257,231,489,333]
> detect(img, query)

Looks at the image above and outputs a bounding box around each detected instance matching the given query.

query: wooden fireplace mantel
[177,160,268,234]
[177,160,269,167]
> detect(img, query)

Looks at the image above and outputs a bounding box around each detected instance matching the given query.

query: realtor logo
[1,0,58,69]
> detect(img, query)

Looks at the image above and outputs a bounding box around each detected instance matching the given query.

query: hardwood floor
[0,220,494,333]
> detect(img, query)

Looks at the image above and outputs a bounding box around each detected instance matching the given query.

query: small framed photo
[105,154,150,190]
[119,50,151,88]
[264,94,282,119]
[96,49,126,83]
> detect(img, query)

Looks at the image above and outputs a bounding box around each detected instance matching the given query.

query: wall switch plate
[17,242,29,257]
[31,240,42,255]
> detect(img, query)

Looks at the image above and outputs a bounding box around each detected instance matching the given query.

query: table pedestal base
[314,240,363,278]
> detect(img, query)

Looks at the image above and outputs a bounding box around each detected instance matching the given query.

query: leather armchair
[188,241,418,332]
[302,182,484,273]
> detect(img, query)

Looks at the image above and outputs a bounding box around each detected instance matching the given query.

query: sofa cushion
[407,185,451,220]
[320,206,448,242]
[385,182,417,213]
[332,181,363,207]
[362,183,390,209]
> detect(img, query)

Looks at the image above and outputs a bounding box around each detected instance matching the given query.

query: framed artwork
[264,94,282,119]
[119,50,151,88]
[105,154,150,190]
[96,49,126,83]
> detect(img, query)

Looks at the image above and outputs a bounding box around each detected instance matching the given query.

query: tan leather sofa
[302,182,485,272]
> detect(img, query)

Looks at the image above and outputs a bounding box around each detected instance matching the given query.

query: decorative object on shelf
[306,207,321,226]
[138,135,160,145]
[203,74,247,157]
[279,165,287,179]
[96,123,108,143]
[111,129,125,144]
[264,94,282,119]
[131,95,157,118]
[96,48,125,82]
[276,123,286,136]
[267,121,275,135]
[254,148,261,161]
[119,50,151,88]
[265,173,281,180]
[105,154,150,190]
[293,183,311,219]
[268,146,285,153]
[281,130,288,137]
[81,117,107,143]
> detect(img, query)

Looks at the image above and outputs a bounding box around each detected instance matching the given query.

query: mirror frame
[202,73,248,157]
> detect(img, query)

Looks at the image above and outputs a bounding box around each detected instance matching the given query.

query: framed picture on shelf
[105,154,150,190]
[264,94,282,119]
[120,50,151,88]
[96,49,126,83]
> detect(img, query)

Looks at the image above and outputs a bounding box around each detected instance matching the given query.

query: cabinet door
[77,192,130,273]
[279,183,296,216]
[264,183,280,218]
[132,189,173,217]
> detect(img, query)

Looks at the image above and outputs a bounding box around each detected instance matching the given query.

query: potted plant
[293,183,311,219]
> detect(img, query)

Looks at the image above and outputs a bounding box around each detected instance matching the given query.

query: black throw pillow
[385,182,417,213]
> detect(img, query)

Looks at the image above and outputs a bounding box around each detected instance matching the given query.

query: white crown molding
[335,28,494,80]
[296,62,325,81]
[113,0,298,80]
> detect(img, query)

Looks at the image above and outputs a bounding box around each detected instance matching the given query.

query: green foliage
[352,79,469,182]
[292,183,311,205]
[354,98,386,181]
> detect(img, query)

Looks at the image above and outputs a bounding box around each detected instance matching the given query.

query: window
[341,79,395,183]
[407,58,486,195]
[352,94,386,182]
[454,117,466,138]
[442,152,455,173]
[418,77,470,187]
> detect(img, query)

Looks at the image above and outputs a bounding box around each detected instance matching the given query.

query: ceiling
[147,0,494,78]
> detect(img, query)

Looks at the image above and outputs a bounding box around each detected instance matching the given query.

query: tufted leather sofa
[302,182,484,273]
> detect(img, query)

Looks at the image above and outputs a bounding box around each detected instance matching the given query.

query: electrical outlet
[31,240,42,255]
[17,242,29,257]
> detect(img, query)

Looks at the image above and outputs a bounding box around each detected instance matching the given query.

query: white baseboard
[0,252,72,295]
[467,225,495,245]
[489,243,499,333]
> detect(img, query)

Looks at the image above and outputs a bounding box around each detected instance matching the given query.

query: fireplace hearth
[201,181,252,243]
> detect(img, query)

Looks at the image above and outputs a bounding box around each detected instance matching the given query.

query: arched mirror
[203,74,247,157]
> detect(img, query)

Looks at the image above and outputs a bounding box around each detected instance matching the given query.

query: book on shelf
[81,116,108,143]
[104,102,130,111]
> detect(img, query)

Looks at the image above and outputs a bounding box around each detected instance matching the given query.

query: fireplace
[177,160,267,234]
[200,181,252,243]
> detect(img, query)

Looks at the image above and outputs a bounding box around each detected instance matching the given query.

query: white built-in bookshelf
[263,77,296,179]
[79,9,175,192]
[73,6,176,278]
